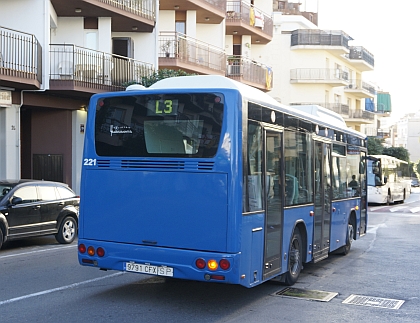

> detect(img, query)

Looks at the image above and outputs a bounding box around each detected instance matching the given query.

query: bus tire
[283,229,303,286]
[339,222,354,255]
[55,216,77,244]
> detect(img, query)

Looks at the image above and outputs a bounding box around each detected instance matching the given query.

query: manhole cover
[273,287,338,302]
[342,294,405,310]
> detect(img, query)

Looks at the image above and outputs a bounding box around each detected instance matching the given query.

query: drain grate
[273,287,338,302]
[342,294,405,310]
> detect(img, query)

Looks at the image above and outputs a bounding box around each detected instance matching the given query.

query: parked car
[411,178,419,187]
[0,179,79,249]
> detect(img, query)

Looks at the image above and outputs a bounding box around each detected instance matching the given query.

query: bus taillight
[207,259,218,271]
[96,247,105,257]
[195,258,206,269]
[78,244,86,254]
[87,246,95,256]
[219,259,230,270]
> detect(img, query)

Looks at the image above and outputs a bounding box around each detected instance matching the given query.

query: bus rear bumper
[78,239,243,286]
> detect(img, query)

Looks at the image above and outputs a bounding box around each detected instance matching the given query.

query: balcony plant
[161,40,172,57]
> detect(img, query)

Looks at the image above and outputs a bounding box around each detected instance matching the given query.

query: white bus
[367,155,411,204]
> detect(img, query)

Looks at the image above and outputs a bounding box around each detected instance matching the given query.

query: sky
[301,0,419,122]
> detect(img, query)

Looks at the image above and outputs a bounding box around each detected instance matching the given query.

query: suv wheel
[56,216,77,244]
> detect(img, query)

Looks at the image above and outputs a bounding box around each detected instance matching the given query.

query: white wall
[72,110,87,194]
[0,106,20,179]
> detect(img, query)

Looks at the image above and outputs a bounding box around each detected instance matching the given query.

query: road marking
[410,207,420,213]
[0,272,124,306]
[0,244,75,260]
[389,206,408,212]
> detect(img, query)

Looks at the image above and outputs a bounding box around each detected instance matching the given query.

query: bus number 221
[84,158,97,166]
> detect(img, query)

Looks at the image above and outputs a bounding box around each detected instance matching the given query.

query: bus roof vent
[126,84,146,91]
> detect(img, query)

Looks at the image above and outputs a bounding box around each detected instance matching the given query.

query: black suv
[0,180,79,249]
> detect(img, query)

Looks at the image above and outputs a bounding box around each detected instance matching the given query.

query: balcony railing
[50,44,154,91]
[95,0,155,20]
[226,1,273,38]
[345,79,376,95]
[290,68,349,82]
[291,29,351,48]
[348,46,374,67]
[290,102,374,121]
[226,55,273,90]
[158,32,226,74]
[0,26,42,85]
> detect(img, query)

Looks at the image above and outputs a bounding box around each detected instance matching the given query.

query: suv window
[14,186,38,203]
[57,186,76,199]
[39,186,58,201]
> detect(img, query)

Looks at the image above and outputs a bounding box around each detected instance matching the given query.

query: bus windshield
[367,159,382,186]
[94,92,224,158]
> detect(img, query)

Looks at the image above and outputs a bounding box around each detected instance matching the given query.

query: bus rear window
[94,93,224,158]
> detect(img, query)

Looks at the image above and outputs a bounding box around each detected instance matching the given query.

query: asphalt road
[1,190,420,323]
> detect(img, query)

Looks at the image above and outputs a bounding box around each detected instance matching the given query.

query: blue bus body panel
[81,169,229,252]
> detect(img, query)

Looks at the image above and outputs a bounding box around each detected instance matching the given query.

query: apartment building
[394,113,420,163]
[268,1,378,134]
[0,0,276,193]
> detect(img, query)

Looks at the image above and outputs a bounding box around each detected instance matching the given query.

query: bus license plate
[124,262,174,277]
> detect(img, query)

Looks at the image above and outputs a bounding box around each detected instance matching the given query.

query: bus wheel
[0,228,3,249]
[284,229,303,286]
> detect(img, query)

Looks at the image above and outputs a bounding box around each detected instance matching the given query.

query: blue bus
[78,75,367,287]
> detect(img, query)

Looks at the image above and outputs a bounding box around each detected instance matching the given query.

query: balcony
[0,26,42,90]
[226,55,273,91]
[226,1,273,44]
[290,102,374,124]
[272,0,318,25]
[158,32,226,76]
[345,46,374,71]
[160,0,226,24]
[50,0,155,32]
[344,79,376,98]
[49,44,154,94]
[290,68,349,87]
[290,29,351,56]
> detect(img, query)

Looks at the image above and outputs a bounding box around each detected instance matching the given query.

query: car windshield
[0,184,13,200]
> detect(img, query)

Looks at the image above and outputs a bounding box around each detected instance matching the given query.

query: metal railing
[50,44,154,88]
[291,29,351,48]
[291,102,350,115]
[348,109,375,121]
[226,55,273,90]
[226,1,273,38]
[159,32,226,73]
[290,68,349,82]
[345,79,376,95]
[96,0,155,20]
[0,26,42,84]
[348,46,374,67]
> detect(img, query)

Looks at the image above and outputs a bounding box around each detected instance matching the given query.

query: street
[1,189,420,323]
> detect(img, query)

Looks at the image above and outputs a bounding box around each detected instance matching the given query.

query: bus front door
[313,140,332,262]
[263,129,283,280]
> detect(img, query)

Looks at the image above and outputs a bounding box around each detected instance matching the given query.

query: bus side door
[263,129,283,279]
[313,140,332,262]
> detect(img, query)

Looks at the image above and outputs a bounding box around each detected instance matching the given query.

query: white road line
[0,272,124,306]
[389,206,407,213]
[410,207,420,213]
[0,244,76,260]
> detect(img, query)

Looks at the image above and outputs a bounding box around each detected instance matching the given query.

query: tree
[123,69,197,88]
[367,137,384,155]
[382,146,410,162]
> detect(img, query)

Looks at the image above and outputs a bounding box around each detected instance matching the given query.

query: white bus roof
[148,75,365,139]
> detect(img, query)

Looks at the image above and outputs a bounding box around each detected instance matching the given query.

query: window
[39,186,58,201]
[284,130,313,205]
[347,146,361,196]
[332,144,348,199]
[95,93,224,158]
[245,122,263,212]
[57,186,77,199]
[14,186,38,204]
